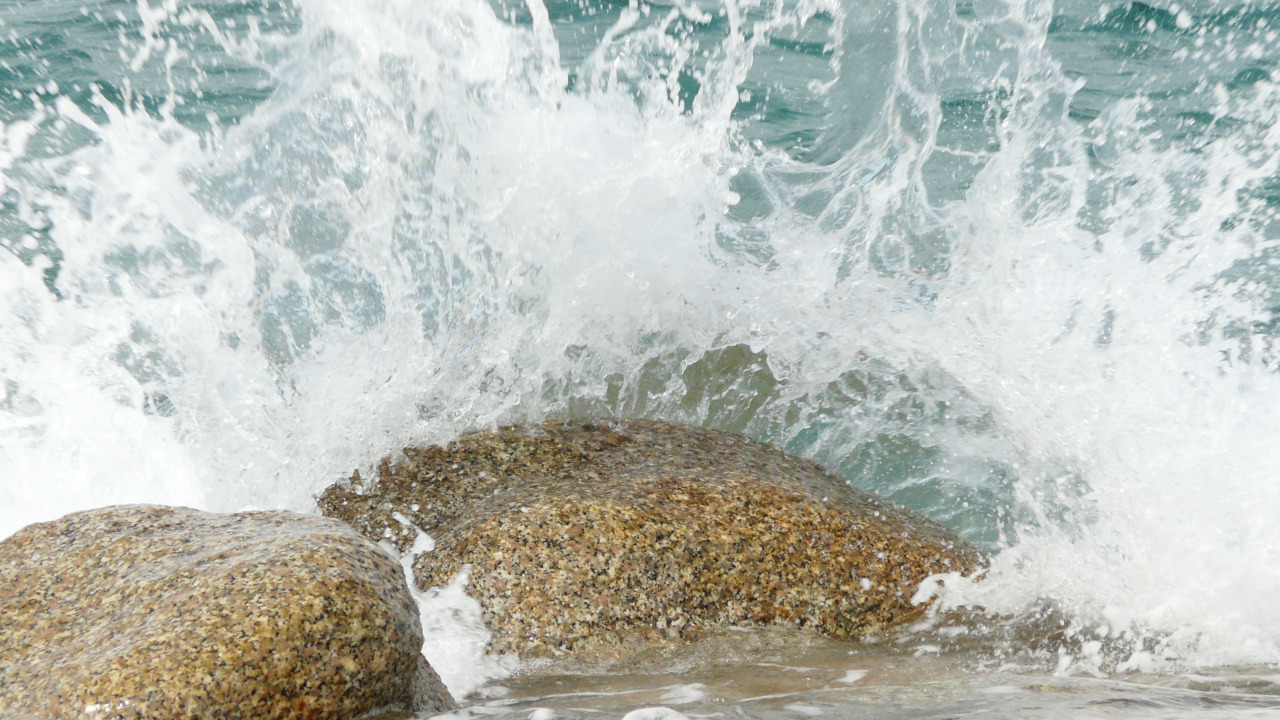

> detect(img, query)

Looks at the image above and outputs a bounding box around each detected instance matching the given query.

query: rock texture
[0,505,455,720]
[319,419,984,657]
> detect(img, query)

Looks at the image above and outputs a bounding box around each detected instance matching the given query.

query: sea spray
[2,0,1280,677]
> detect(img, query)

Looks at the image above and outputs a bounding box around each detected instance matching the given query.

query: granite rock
[0,505,456,720]
[318,419,985,657]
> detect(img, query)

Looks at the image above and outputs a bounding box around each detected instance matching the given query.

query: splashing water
[3,0,1280,682]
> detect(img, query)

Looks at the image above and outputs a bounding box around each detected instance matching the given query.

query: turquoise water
[3,0,1280,707]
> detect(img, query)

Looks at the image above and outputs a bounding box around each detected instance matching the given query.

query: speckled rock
[318,420,985,657]
[0,505,456,720]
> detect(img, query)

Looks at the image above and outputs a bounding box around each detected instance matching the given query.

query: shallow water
[436,627,1280,720]
[4,0,1280,709]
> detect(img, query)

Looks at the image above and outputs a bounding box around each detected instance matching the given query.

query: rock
[318,420,984,657]
[0,505,456,720]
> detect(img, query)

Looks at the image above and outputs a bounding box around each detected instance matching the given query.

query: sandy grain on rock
[0,505,455,720]
[320,420,985,657]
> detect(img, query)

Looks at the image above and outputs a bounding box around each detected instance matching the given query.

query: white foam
[658,684,708,705]
[402,559,517,700]
[620,708,691,720]
[838,670,867,684]
[921,74,1280,667]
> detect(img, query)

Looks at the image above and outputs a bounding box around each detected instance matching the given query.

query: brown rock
[318,420,985,657]
[0,505,456,720]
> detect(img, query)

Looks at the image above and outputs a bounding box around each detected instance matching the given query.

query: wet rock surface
[0,504,455,720]
[319,419,985,657]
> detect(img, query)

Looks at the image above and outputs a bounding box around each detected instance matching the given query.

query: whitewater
[3,0,1280,715]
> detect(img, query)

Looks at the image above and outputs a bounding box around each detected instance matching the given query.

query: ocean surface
[3,0,1280,715]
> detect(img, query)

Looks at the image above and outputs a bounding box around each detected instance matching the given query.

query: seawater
[3,0,1280,714]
